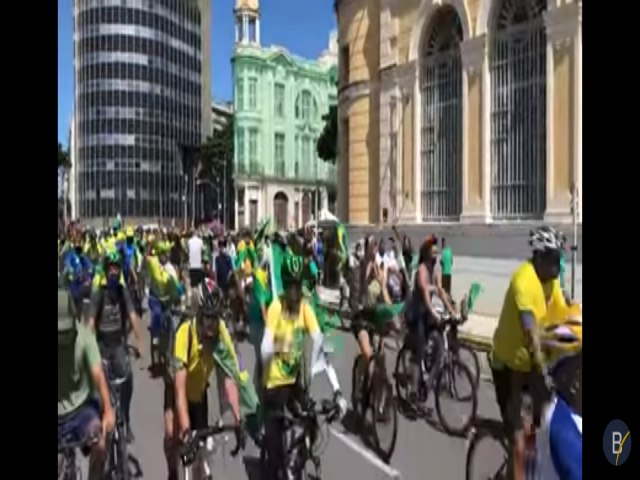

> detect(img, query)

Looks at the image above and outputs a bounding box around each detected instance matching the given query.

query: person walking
[187,230,204,308]
[440,237,453,299]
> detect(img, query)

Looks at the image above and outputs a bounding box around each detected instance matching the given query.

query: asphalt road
[64,291,503,480]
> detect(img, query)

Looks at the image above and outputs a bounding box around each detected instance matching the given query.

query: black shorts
[350,307,376,338]
[491,363,550,440]
[189,268,205,287]
[163,381,209,431]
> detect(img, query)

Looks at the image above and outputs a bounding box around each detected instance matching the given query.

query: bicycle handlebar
[58,432,100,453]
[180,421,242,465]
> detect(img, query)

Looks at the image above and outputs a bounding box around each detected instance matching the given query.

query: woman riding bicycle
[405,234,458,401]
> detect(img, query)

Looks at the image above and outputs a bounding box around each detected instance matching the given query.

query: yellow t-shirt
[492,260,567,372]
[264,298,320,390]
[174,319,234,403]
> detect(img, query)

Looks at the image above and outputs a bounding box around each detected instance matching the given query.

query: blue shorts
[58,397,101,450]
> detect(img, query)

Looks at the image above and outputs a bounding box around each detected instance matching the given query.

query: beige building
[335,0,581,226]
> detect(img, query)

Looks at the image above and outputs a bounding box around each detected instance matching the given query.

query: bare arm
[175,368,190,436]
[223,376,242,425]
[433,269,457,313]
[417,265,440,320]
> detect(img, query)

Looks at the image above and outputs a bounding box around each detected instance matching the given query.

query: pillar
[460,34,489,223]
[543,2,581,223]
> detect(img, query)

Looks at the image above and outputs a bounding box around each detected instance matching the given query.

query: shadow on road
[243,455,262,480]
[128,453,143,478]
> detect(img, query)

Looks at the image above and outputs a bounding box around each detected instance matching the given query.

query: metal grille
[420,8,463,221]
[490,0,547,220]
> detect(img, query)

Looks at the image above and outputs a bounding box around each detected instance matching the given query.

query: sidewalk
[443,256,581,350]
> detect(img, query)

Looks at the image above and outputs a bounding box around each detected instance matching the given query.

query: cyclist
[405,234,458,400]
[490,225,569,480]
[87,250,144,443]
[260,252,324,479]
[58,302,115,480]
[169,290,246,480]
[64,237,94,321]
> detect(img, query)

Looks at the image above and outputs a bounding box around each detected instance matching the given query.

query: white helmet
[529,226,563,253]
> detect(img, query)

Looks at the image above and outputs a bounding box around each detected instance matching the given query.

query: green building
[232,0,338,230]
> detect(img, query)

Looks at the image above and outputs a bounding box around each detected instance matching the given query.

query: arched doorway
[273,191,289,230]
[301,192,311,225]
[490,0,547,219]
[420,6,463,221]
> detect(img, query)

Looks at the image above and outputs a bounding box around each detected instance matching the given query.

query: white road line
[328,427,403,480]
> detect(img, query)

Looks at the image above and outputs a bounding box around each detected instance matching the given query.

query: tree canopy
[197,119,234,180]
[316,105,337,165]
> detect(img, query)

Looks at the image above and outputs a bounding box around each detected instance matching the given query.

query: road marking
[328,427,403,479]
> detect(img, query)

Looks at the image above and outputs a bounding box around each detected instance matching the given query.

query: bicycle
[351,318,399,463]
[261,397,340,480]
[179,420,243,480]
[102,359,130,480]
[58,433,99,480]
[466,351,582,480]
[394,311,478,436]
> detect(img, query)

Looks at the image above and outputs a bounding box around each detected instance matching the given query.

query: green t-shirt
[441,246,453,275]
[58,324,102,417]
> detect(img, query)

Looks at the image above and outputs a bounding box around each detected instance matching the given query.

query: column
[543,2,581,223]
[460,34,489,223]
[242,15,249,44]
[256,18,261,45]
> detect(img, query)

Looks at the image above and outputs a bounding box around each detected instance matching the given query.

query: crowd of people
[57,217,582,480]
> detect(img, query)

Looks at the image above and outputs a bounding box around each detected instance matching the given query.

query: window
[274,133,285,176]
[274,84,285,118]
[236,78,244,111]
[248,128,258,170]
[248,78,258,110]
[294,134,300,175]
[237,128,245,165]
[340,44,350,85]
[295,91,313,121]
[301,136,310,169]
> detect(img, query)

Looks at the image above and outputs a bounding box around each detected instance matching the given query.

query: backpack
[94,286,129,343]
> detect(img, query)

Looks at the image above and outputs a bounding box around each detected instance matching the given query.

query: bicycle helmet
[195,278,217,309]
[281,252,304,288]
[529,226,563,253]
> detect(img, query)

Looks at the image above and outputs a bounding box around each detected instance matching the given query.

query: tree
[196,120,234,223]
[316,105,338,165]
[58,142,71,169]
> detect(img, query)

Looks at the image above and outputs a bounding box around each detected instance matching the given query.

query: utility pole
[570,182,579,301]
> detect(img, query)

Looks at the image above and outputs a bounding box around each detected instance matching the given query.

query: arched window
[490,0,547,219]
[420,6,463,221]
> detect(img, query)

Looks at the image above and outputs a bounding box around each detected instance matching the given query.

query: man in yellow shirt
[260,252,323,479]
[165,290,244,480]
[491,225,568,480]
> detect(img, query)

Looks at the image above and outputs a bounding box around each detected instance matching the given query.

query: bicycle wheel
[456,344,481,388]
[369,362,398,463]
[465,427,509,480]
[434,359,477,436]
[351,354,367,420]
[393,343,412,404]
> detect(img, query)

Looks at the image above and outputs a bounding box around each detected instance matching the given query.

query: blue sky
[58,0,337,146]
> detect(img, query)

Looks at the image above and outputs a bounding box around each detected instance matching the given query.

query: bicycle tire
[351,354,366,420]
[457,344,481,388]
[370,376,398,463]
[434,359,478,436]
[465,427,509,480]
[393,343,412,404]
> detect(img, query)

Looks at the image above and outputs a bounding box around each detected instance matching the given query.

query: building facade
[72,0,211,226]
[232,0,339,231]
[336,0,582,227]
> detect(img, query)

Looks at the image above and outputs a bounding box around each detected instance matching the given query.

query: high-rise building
[72,0,211,226]
[232,0,338,231]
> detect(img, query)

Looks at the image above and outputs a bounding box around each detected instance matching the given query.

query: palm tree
[58,142,71,225]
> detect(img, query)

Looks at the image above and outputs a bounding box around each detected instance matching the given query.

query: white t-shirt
[187,235,204,270]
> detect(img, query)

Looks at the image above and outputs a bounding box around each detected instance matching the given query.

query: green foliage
[316,105,337,165]
[197,120,234,180]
